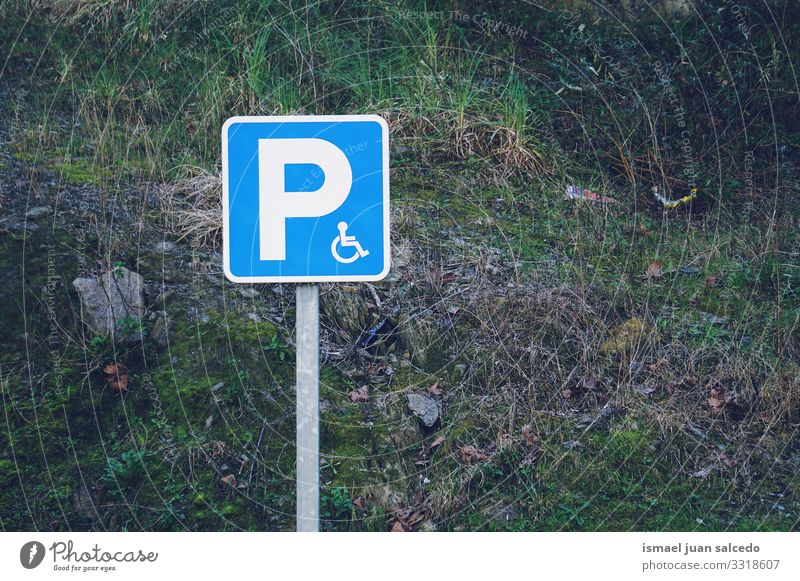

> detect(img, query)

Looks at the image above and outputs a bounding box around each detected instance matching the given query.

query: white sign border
[221,114,391,283]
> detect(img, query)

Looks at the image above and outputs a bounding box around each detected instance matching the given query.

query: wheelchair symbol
[331,221,370,264]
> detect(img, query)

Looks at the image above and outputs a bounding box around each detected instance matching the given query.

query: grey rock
[701,311,728,325]
[239,287,259,299]
[72,483,97,521]
[26,206,52,219]
[321,285,371,340]
[72,268,144,339]
[154,288,174,307]
[395,313,436,368]
[0,217,38,232]
[406,393,439,428]
[149,312,173,349]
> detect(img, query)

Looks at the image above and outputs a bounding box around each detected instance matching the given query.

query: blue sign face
[222,115,390,282]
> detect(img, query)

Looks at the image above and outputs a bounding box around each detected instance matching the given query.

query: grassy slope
[0,1,799,531]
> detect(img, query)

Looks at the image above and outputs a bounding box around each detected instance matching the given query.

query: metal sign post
[295,283,320,532]
[222,115,389,532]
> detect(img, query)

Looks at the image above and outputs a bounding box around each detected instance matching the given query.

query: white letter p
[258,138,352,261]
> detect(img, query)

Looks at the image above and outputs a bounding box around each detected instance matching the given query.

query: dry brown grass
[382,109,552,179]
[160,166,222,249]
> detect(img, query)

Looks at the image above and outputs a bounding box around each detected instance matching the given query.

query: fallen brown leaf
[108,375,129,391]
[520,424,541,448]
[582,374,600,391]
[646,260,663,279]
[347,385,369,403]
[708,387,732,413]
[103,363,126,375]
[459,445,489,466]
[427,382,444,397]
[103,362,129,391]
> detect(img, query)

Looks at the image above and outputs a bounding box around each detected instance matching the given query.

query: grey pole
[295,283,320,532]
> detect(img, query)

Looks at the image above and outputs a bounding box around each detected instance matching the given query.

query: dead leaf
[220,474,236,486]
[347,385,369,403]
[705,275,718,286]
[366,361,393,377]
[708,388,732,412]
[103,363,125,375]
[646,260,663,279]
[520,424,540,447]
[390,521,407,532]
[353,497,365,509]
[429,436,445,449]
[459,445,489,466]
[582,374,600,391]
[406,511,426,526]
[103,362,129,391]
[108,375,129,391]
[427,382,444,397]
[561,388,573,399]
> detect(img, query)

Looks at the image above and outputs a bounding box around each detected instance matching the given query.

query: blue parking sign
[222,115,390,282]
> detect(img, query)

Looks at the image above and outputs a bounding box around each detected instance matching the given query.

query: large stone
[72,268,144,339]
[149,312,173,350]
[321,285,372,341]
[26,206,52,219]
[395,313,436,367]
[406,393,439,428]
[72,483,98,522]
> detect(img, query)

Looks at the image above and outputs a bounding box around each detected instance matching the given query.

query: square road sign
[222,115,390,282]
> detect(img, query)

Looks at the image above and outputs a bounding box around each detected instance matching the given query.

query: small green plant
[117,315,144,338]
[103,449,147,488]
[90,335,107,350]
[265,333,289,361]
[321,486,354,523]
[112,260,125,277]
